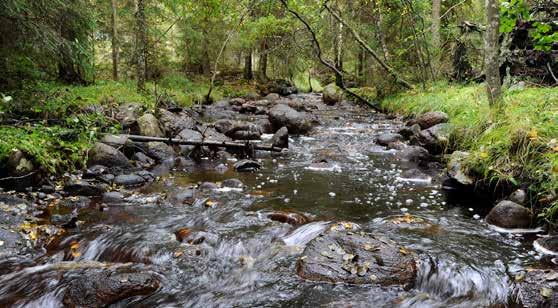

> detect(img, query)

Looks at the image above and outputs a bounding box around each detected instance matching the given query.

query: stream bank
[0,89,557,307]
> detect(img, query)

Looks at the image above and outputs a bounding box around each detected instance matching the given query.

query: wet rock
[114,174,147,187]
[447,151,474,185]
[510,189,528,205]
[201,126,231,143]
[399,145,431,163]
[4,150,37,190]
[229,97,246,106]
[376,133,404,146]
[225,123,262,140]
[214,163,229,174]
[486,200,532,229]
[40,185,55,194]
[240,103,258,114]
[297,226,417,287]
[260,79,298,96]
[213,119,235,134]
[271,127,289,148]
[83,165,108,179]
[264,93,280,101]
[268,104,313,134]
[322,83,344,105]
[412,123,452,154]
[255,118,274,134]
[234,160,262,172]
[199,182,219,191]
[64,180,107,196]
[132,152,155,166]
[268,211,308,225]
[102,191,125,203]
[515,268,558,307]
[137,113,164,137]
[146,142,176,161]
[50,214,78,229]
[116,103,144,127]
[176,128,203,155]
[398,124,421,140]
[399,169,431,182]
[175,228,206,245]
[62,268,160,307]
[387,141,407,150]
[158,108,196,136]
[168,189,195,205]
[88,142,132,169]
[409,111,449,129]
[222,179,244,189]
[534,236,558,255]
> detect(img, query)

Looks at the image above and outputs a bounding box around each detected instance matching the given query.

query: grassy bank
[381,83,558,222]
[0,75,257,173]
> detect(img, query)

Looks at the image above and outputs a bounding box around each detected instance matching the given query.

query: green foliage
[500,0,557,51]
[382,83,558,221]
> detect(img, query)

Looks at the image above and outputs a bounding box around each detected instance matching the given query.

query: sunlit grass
[381,82,558,222]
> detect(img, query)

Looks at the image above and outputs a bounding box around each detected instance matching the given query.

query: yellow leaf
[528,129,538,140]
[480,152,489,159]
[399,247,409,255]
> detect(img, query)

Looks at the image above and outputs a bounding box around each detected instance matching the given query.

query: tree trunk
[431,0,441,77]
[110,0,119,81]
[243,49,253,80]
[135,0,147,91]
[485,0,502,106]
[334,21,344,87]
[372,0,390,62]
[259,39,268,82]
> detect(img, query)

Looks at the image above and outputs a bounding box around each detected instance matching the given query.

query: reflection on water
[0,95,540,307]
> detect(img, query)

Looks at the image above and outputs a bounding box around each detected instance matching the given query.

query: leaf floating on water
[174,251,184,258]
[540,287,553,298]
[205,200,218,208]
[70,241,81,258]
[399,247,410,255]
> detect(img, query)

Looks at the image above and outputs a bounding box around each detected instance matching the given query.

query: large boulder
[398,145,431,163]
[3,150,37,190]
[271,127,289,148]
[137,113,164,137]
[410,111,449,129]
[234,160,262,172]
[88,143,131,169]
[62,268,160,307]
[485,200,532,229]
[322,83,344,105]
[447,151,474,185]
[116,103,144,128]
[226,123,262,141]
[412,123,452,154]
[297,224,417,288]
[157,108,196,136]
[268,104,313,134]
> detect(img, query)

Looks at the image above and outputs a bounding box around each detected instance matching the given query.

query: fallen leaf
[540,287,552,298]
[399,247,409,255]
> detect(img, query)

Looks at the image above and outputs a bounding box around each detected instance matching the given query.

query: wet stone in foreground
[297,223,417,288]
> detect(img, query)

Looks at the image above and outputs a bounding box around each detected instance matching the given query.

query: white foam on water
[305,164,342,172]
[396,177,432,184]
[216,187,243,193]
[533,239,558,256]
[488,224,545,234]
[282,221,330,247]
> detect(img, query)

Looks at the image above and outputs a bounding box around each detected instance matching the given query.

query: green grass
[381,82,558,222]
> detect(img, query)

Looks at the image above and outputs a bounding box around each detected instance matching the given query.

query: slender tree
[432,0,441,77]
[135,0,147,91]
[244,49,253,80]
[110,0,119,81]
[485,0,502,106]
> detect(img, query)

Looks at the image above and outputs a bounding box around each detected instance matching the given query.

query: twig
[440,0,468,20]
[0,171,37,182]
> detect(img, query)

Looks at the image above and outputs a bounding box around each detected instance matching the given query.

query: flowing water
[0,94,544,307]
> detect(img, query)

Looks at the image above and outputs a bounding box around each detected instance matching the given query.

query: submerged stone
[297,226,417,288]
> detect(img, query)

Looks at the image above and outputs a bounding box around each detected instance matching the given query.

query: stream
[0,93,545,307]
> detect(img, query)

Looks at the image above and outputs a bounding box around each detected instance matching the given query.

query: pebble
[328,192,336,197]
[473,214,481,220]
[405,199,413,205]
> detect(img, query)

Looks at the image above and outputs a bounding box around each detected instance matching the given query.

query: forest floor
[0,80,557,220]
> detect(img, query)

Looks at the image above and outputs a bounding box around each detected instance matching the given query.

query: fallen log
[107,134,284,153]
